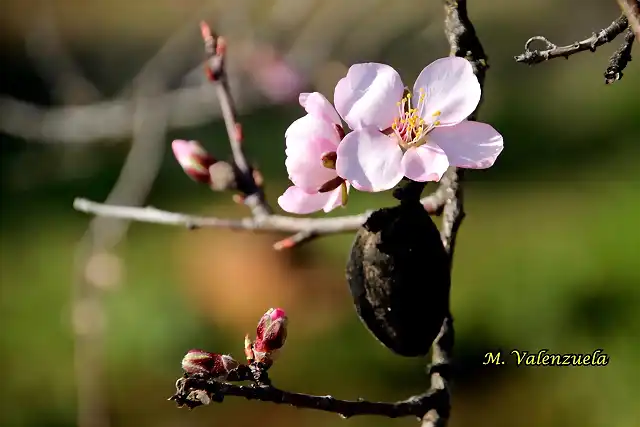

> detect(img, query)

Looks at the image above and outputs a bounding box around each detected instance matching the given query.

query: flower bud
[181,349,239,379]
[346,201,451,357]
[256,308,288,352]
[171,140,216,184]
[251,308,288,367]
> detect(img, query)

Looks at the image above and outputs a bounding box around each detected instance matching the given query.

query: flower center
[321,151,337,169]
[390,88,441,150]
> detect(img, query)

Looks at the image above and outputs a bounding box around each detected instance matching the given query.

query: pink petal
[277,186,344,214]
[428,120,503,169]
[413,57,481,126]
[401,145,450,182]
[334,63,405,131]
[321,182,350,213]
[299,92,342,125]
[284,115,341,192]
[285,114,340,151]
[335,128,404,192]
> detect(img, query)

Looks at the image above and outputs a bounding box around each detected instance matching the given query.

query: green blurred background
[1,0,639,427]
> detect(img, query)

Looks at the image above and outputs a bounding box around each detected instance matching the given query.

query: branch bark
[170,373,446,420]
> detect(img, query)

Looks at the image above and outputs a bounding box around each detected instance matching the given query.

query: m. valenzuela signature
[482,349,609,366]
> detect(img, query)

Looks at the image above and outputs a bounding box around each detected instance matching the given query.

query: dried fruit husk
[346,201,451,357]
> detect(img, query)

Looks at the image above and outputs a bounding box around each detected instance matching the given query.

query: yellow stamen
[340,182,348,206]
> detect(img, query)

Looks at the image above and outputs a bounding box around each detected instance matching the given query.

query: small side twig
[514,13,629,64]
[604,28,635,84]
[200,22,272,218]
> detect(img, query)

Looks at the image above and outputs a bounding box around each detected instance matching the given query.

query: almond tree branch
[200,23,272,218]
[424,1,490,426]
[73,186,454,251]
[169,373,446,420]
[514,13,629,65]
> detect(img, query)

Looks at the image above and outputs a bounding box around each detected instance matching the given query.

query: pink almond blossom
[278,92,351,214]
[333,57,504,192]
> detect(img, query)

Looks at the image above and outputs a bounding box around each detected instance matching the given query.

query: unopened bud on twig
[181,349,239,379]
[172,140,216,184]
[250,308,288,367]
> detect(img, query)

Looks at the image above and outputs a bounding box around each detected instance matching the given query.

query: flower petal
[284,114,342,191]
[401,145,450,182]
[334,63,404,130]
[335,128,404,192]
[428,120,503,169]
[299,92,342,125]
[278,186,343,214]
[413,57,481,126]
[285,114,340,151]
[321,183,350,213]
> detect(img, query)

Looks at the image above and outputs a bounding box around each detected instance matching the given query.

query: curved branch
[514,14,628,65]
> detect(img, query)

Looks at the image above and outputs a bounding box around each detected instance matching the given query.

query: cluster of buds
[245,308,288,369]
[181,349,239,380]
[171,139,236,191]
[179,308,288,380]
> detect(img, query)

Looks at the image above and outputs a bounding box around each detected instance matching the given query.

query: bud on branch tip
[251,308,288,367]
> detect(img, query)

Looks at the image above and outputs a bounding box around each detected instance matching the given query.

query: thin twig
[73,189,452,250]
[200,22,272,218]
[74,197,370,234]
[514,14,629,64]
[170,374,446,420]
[604,28,635,84]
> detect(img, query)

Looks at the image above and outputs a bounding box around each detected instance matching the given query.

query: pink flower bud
[255,308,288,354]
[171,140,216,184]
[181,349,239,379]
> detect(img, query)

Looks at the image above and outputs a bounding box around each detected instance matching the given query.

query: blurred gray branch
[26,6,102,104]
[71,12,213,427]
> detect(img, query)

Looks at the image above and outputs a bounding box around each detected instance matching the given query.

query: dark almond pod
[346,201,451,357]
